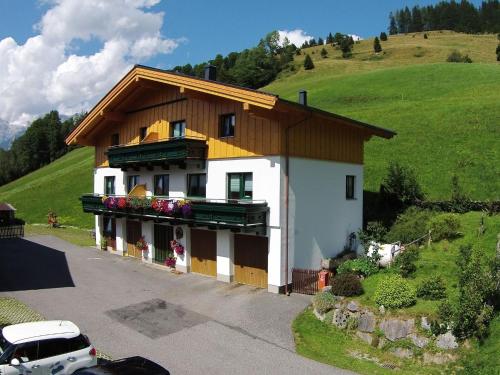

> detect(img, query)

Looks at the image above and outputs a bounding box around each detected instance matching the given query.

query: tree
[303,54,315,70]
[317,37,324,45]
[380,32,388,41]
[411,6,424,32]
[340,37,352,58]
[320,48,328,58]
[373,37,382,53]
[326,32,334,44]
[389,12,398,35]
[381,161,425,206]
[497,43,500,61]
[309,38,317,47]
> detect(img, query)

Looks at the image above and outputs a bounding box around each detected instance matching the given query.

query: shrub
[428,213,461,241]
[312,291,336,314]
[393,246,419,278]
[424,33,428,39]
[380,32,388,41]
[381,161,425,207]
[374,274,416,308]
[303,54,315,70]
[330,273,363,296]
[331,249,357,270]
[320,48,328,58]
[337,258,379,277]
[417,276,447,300]
[447,50,472,63]
[357,221,387,253]
[385,207,434,244]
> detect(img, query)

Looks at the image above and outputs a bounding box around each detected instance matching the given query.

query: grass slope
[266,31,500,200]
[0,147,94,228]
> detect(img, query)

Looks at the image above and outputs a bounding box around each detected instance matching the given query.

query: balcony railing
[80,194,268,234]
[106,136,207,169]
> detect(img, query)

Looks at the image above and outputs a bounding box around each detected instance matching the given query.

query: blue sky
[0,0,484,127]
[0,0,484,68]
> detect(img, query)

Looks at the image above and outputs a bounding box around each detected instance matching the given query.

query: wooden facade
[66,65,394,167]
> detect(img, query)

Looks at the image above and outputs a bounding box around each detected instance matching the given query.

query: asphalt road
[0,235,355,375]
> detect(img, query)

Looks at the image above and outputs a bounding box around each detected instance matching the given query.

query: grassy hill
[266,31,500,200]
[0,147,94,228]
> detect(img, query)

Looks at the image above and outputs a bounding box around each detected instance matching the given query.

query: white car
[0,320,97,374]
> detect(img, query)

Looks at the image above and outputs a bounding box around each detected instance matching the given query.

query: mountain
[0,119,25,150]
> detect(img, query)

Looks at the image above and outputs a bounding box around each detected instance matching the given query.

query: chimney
[204,65,217,81]
[299,90,307,106]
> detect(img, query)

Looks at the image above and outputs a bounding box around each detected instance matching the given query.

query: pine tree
[326,32,334,44]
[389,12,398,35]
[340,38,352,58]
[320,48,328,58]
[411,6,424,32]
[497,44,500,61]
[317,37,324,45]
[309,38,317,47]
[373,37,382,53]
[303,54,315,70]
[380,32,388,41]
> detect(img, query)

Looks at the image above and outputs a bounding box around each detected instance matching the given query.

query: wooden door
[190,229,217,277]
[154,225,173,265]
[126,220,142,258]
[103,217,116,250]
[234,234,268,288]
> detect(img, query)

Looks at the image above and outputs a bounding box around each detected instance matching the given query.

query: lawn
[25,224,96,247]
[292,211,500,374]
[266,31,500,200]
[0,147,95,228]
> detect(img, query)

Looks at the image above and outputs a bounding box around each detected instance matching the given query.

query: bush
[447,50,473,63]
[357,221,387,253]
[337,258,379,277]
[330,273,363,297]
[312,291,336,314]
[393,246,419,278]
[417,276,447,300]
[303,54,315,70]
[381,161,425,207]
[424,33,428,39]
[428,213,461,241]
[331,250,357,270]
[385,207,434,244]
[374,275,416,308]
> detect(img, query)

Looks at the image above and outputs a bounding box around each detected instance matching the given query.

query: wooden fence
[0,225,25,239]
[292,268,321,295]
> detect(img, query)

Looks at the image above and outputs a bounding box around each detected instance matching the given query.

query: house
[0,203,16,225]
[65,65,395,293]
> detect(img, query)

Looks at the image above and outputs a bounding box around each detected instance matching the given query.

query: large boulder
[408,333,430,348]
[357,311,376,333]
[420,316,431,331]
[390,347,413,359]
[379,318,415,341]
[436,331,459,350]
[333,308,349,329]
[356,331,373,345]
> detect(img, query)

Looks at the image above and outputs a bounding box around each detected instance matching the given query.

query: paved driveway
[0,236,354,375]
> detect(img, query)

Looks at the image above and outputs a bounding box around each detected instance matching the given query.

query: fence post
[427,230,432,247]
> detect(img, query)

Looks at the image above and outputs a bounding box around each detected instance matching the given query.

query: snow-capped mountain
[0,119,25,150]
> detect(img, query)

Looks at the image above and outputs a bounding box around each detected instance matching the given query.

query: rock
[322,285,332,293]
[334,302,343,309]
[379,305,386,315]
[436,331,459,350]
[380,319,415,341]
[390,347,413,359]
[421,316,431,331]
[356,331,373,345]
[377,337,386,349]
[358,311,376,333]
[347,301,359,312]
[408,333,430,348]
[333,308,349,329]
[423,352,457,365]
[313,309,325,322]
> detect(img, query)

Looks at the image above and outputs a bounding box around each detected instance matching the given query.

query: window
[187,174,206,197]
[103,217,116,237]
[227,173,253,200]
[170,120,186,138]
[127,175,139,193]
[154,175,169,196]
[140,127,147,141]
[346,175,356,200]
[67,335,90,352]
[104,176,115,195]
[111,133,119,146]
[12,342,38,363]
[37,339,69,360]
[219,114,235,138]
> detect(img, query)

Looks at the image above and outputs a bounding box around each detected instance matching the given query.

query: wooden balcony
[80,194,268,235]
[106,137,207,170]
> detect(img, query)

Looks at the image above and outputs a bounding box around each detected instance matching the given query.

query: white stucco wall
[287,157,363,270]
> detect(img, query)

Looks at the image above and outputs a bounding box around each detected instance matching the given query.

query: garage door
[190,229,217,277]
[126,220,142,259]
[234,234,268,289]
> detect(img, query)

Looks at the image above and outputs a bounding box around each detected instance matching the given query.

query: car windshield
[0,328,11,355]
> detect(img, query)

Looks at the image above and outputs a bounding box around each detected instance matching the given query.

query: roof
[0,203,16,211]
[2,320,80,344]
[65,65,395,145]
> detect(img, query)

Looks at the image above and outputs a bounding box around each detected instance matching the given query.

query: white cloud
[349,34,363,41]
[0,0,181,127]
[278,29,314,47]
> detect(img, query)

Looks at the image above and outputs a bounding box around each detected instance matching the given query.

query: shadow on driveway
[0,238,74,292]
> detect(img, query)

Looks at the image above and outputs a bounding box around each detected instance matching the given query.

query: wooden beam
[135,76,164,90]
[99,109,126,122]
[180,86,220,103]
[242,103,281,122]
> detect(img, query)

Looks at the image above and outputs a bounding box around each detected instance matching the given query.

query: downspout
[284,112,312,296]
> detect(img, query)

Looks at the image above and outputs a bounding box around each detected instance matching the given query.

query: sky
[0,0,484,128]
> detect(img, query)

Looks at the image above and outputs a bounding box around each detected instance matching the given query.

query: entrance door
[103,217,116,250]
[126,220,142,258]
[234,234,268,288]
[154,225,173,265]
[190,229,217,277]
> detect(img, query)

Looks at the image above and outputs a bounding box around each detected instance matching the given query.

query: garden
[293,163,500,374]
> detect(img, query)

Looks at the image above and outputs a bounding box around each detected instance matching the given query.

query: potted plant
[136,236,149,255]
[100,237,107,251]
